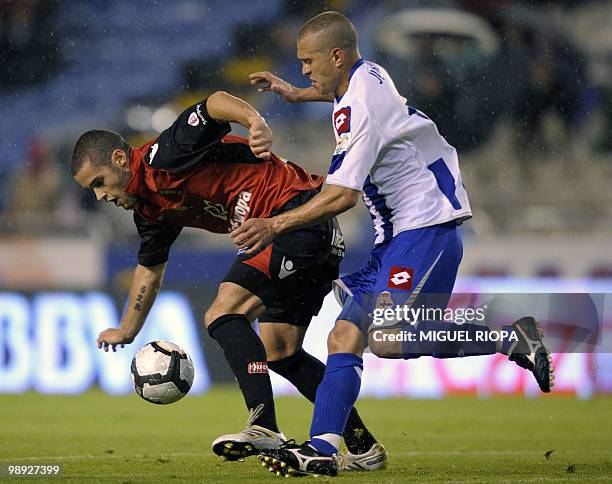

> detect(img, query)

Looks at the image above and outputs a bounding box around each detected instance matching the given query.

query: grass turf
[0,387,611,483]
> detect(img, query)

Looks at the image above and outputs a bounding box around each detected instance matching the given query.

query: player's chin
[312,82,327,95]
[122,198,138,210]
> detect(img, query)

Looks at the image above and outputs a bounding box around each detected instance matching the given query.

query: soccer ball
[130,341,194,404]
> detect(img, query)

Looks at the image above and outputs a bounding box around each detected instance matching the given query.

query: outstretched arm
[230,184,360,254]
[206,90,273,159]
[249,71,334,103]
[97,262,166,351]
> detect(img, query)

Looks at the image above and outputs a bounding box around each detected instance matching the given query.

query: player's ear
[331,47,343,68]
[111,149,128,169]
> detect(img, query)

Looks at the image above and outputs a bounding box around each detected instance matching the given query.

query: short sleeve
[149,98,232,171]
[133,212,183,267]
[325,100,383,191]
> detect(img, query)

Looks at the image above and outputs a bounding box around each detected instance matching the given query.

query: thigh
[334,246,385,330]
[222,252,278,306]
[336,251,380,304]
[223,216,342,316]
[339,224,463,332]
[256,217,343,327]
[332,247,382,327]
[375,223,463,310]
[365,225,463,353]
[264,250,341,327]
[205,282,265,327]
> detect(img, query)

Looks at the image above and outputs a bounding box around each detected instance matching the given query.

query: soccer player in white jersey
[233,11,554,477]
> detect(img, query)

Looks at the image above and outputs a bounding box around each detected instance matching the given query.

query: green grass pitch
[1,387,611,483]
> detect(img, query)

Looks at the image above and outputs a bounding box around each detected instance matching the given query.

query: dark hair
[297,11,358,53]
[71,129,131,176]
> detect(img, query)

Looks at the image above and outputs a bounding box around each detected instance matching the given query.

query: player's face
[73,151,137,210]
[297,34,342,96]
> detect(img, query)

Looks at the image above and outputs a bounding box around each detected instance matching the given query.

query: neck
[335,55,362,99]
[127,146,135,174]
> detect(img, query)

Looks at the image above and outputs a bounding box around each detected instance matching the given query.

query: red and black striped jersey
[126,98,323,267]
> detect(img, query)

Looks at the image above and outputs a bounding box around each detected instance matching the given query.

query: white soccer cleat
[212,404,287,461]
[338,442,388,471]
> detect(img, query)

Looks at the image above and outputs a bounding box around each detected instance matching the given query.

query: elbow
[209,90,229,99]
[338,190,359,212]
[137,262,167,280]
[206,90,228,107]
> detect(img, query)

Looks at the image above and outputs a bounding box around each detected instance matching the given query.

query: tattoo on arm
[133,285,146,311]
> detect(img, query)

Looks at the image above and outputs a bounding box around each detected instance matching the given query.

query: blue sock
[309,353,363,455]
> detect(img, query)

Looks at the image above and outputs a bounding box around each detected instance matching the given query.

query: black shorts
[222,190,345,326]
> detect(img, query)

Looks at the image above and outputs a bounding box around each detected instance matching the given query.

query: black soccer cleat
[507,317,555,392]
[258,440,339,477]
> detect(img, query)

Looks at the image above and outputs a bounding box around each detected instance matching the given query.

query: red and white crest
[334,107,351,134]
[387,266,414,291]
[188,112,199,126]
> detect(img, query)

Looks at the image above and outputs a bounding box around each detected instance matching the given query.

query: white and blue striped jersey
[326,59,472,245]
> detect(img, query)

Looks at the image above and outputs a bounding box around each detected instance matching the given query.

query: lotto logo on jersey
[334,107,351,134]
[387,266,414,291]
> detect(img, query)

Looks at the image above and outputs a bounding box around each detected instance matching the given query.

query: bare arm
[206,90,273,159]
[230,185,360,254]
[293,86,335,103]
[120,263,166,339]
[207,90,265,127]
[249,71,334,103]
[273,185,359,234]
[97,262,166,351]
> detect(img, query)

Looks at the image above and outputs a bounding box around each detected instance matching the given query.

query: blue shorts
[335,221,463,330]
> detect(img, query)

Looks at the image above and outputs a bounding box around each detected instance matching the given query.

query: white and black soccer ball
[131,341,194,404]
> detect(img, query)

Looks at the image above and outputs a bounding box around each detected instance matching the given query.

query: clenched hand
[230,217,277,255]
[248,116,273,159]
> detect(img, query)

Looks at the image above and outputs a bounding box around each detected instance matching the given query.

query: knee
[203,306,221,328]
[327,328,342,353]
[327,322,362,354]
[367,331,386,357]
[204,303,240,329]
[265,340,300,362]
[204,282,263,329]
[204,299,249,329]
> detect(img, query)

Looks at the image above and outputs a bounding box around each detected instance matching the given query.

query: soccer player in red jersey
[71,91,382,465]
